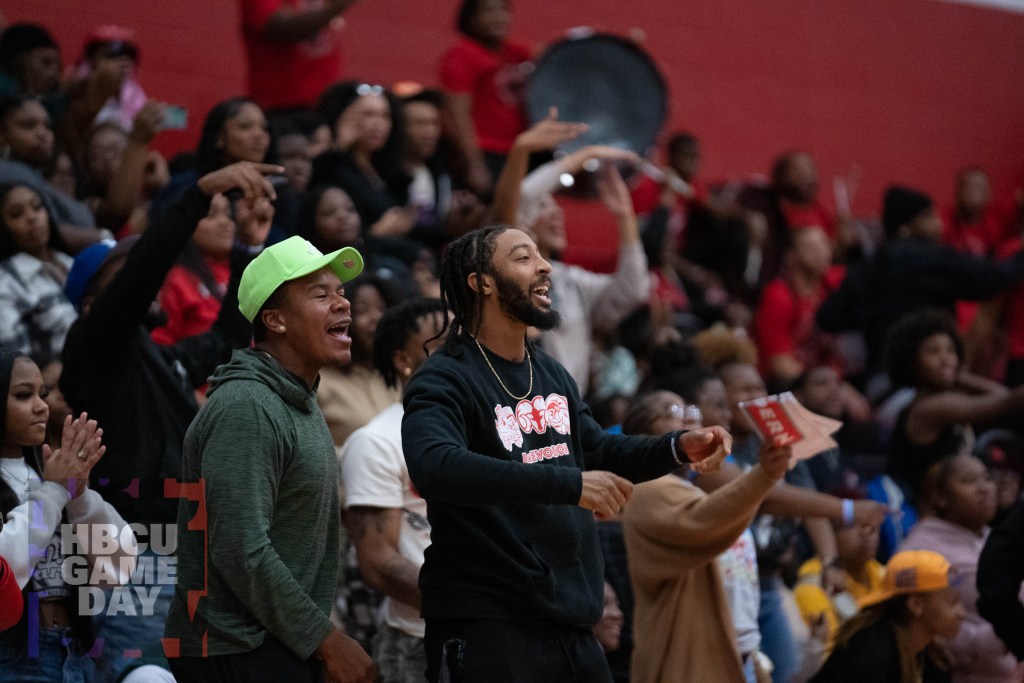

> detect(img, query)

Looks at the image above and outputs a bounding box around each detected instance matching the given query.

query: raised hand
[198,162,285,201]
[578,470,634,520]
[129,100,165,145]
[235,195,275,247]
[678,426,733,474]
[43,413,106,498]
[596,163,634,219]
[514,107,589,154]
[756,438,791,481]
[853,499,888,528]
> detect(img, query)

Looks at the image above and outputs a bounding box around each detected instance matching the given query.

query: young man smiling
[165,236,374,683]
[401,225,733,682]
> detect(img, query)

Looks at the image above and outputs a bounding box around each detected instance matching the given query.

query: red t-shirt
[941,205,1009,257]
[754,265,846,375]
[780,199,836,238]
[439,37,531,154]
[151,257,230,345]
[240,0,343,110]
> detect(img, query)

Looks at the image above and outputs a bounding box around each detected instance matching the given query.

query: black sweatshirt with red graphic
[401,338,682,627]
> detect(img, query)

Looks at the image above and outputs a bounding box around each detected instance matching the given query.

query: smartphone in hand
[161,105,188,131]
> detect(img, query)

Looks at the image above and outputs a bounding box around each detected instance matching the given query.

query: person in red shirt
[737,150,859,305]
[942,167,1009,257]
[152,192,274,345]
[754,226,847,389]
[969,232,1024,388]
[239,0,359,111]
[630,132,709,219]
[439,0,531,195]
[942,167,1017,342]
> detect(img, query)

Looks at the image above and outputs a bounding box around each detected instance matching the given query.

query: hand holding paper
[738,392,842,467]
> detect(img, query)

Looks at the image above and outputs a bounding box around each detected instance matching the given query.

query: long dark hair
[0,182,71,260]
[196,96,274,175]
[0,349,95,648]
[433,225,507,348]
[831,595,949,682]
[315,80,406,185]
[0,350,42,517]
[296,183,361,248]
[176,241,225,304]
[344,273,400,364]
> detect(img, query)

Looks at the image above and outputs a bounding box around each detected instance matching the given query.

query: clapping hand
[43,413,106,499]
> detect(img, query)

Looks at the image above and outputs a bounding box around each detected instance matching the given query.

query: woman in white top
[0,183,78,363]
[0,350,137,682]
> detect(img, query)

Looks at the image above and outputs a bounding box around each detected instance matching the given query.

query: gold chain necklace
[474,337,533,401]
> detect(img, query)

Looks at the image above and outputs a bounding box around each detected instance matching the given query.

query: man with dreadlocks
[401,225,734,682]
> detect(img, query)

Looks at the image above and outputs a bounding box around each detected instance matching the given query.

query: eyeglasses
[664,403,703,425]
[356,83,384,97]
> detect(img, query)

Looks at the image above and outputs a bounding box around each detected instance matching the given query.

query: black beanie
[882,185,933,238]
[0,24,59,70]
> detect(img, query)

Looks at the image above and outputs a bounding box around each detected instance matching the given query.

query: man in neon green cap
[166,236,374,683]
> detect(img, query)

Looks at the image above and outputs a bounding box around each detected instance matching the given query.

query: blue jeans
[89,550,174,683]
[758,576,797,683]
[0,626,96,683]
[742,655,757,683]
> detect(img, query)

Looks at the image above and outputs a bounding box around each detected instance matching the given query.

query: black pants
[167,636,323,683]
[424,618,612,683]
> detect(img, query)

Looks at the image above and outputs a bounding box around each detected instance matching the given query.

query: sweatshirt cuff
[33,481,72,508]
[296,613,335,661]
[64,488,102,519]
[555,468,584,506]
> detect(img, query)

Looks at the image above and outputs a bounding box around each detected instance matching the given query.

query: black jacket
[816,240,1024,372]
[60,185,253,524]
[977,499,1024,661]
[401,338,682,627]
[811,618,951,683]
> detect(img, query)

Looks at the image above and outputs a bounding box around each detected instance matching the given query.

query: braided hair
[433,225,508,348]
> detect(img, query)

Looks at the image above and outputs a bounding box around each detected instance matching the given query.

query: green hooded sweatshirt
[165,348,340,659]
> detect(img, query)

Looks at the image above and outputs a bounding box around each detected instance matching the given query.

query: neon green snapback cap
[238,236,364,322]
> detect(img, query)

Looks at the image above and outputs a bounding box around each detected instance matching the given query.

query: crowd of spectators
[1,1,1024,682]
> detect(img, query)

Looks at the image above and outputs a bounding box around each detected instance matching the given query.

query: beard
[492,269,561,331]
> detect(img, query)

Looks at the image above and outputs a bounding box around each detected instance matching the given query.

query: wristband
[670,431,686,466]
[842,498,855,528]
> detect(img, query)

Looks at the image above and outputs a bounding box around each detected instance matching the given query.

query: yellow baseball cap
[858,550,957,608]
[238,237,363,322]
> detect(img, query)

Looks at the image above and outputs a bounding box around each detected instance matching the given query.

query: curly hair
[885,308,963,388]
[690,324,759,371]
[432,225,508,348]
[373,298,445,389]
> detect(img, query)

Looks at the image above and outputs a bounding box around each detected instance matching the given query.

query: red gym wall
[10,0,1024,269]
